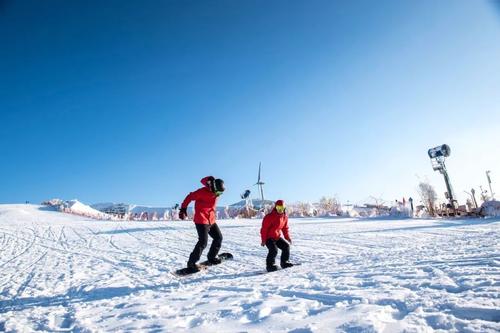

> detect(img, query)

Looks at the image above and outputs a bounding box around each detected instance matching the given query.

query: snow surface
[0,204,499,332]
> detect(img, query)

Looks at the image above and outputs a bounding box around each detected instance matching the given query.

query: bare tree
[418,181,437,216]
[368,196,386,215]
[319,196,341,215]
[293,202,314,217]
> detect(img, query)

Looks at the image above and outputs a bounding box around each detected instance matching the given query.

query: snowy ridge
[91,202,173,215]
[0,204,499,332]
[42,199,111,220]
[64,200,110,219]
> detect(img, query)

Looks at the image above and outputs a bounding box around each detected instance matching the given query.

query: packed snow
[0,204,499,332]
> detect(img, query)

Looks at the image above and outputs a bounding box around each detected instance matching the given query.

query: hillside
[0,204,499,331]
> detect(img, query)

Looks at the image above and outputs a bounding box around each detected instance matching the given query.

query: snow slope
[0,204,499,332]
[65,200,110,219]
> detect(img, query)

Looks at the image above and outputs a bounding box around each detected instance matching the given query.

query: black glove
[179,208,187,220]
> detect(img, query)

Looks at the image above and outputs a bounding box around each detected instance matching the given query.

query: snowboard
[174,252,233,276]
[258,263,302,275]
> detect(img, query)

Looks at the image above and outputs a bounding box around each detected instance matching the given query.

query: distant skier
[260,200,294,272]
[179,176,226,273]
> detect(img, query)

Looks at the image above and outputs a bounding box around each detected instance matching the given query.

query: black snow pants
[188,223,223,265]
[265,237,290,268]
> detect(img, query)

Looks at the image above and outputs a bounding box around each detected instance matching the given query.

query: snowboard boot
[281,262,294,269]
[186,262,200,273]
[266,264,279,272]
[207,257,222,265]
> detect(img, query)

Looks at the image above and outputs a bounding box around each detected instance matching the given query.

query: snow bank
[480,200,500,217]
[65,200,110,219]
[389,205,412,217]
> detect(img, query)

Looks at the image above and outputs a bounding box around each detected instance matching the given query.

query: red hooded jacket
[261,201,291,243]
[181,176,218,225]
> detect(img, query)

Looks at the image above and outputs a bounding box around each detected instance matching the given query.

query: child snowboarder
[260,200,294,272]
[179,176,225,273]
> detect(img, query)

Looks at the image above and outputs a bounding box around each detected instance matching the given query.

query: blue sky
[1,0,499,207]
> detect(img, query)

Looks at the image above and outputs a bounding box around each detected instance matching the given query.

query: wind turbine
[254,162,265,206]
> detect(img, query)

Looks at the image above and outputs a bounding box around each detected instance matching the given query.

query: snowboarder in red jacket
[260,200,294,272]
[180,176,225,272]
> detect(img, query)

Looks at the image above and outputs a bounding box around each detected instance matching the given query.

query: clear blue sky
[1,0,499,206]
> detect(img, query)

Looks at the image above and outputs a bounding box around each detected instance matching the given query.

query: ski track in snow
[0,205,499,332]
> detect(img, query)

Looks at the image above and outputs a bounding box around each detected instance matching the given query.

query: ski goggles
[275,205,286,213]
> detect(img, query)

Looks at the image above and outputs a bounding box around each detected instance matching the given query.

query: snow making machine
[428,144,459,216]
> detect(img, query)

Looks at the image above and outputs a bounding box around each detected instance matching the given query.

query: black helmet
[210,178,225,194]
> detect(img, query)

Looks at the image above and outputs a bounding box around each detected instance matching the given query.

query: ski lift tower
[428,144,457,212]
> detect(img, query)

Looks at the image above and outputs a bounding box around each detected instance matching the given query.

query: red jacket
[181,177,218,225]
[261,209,291,243]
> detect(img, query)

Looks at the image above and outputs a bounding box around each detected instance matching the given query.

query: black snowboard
[257,263,302,275]
[174,252,233,276]
[199,252,233,266]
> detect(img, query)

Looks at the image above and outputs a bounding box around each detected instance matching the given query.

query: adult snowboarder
[179,176,226,273]
[260,200,294,272]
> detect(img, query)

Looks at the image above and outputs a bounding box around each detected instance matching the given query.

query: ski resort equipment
[241,189,253,210]
[428,144,451,159]
[254,162,265,205]
[259,262,301,274]
[241,189,251,199]
[428,144,457,211]
[175,252,233,276]
[486,170,495,200]
[464,189,479,209]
